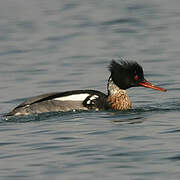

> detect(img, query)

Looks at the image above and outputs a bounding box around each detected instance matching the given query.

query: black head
[109,60,144,90]
[109,60,167,92]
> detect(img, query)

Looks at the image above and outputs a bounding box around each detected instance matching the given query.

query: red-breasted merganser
[6,60,166,116]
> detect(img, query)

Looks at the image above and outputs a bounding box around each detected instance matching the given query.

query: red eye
[134,75,139,81]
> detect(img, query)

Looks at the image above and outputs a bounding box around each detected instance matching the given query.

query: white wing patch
[86,95,99,104]
[90,95,98,100]
[54,93,90,101]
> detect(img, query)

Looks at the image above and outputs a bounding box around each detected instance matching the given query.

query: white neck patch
[108,77,126,95]
[54,93,90,101]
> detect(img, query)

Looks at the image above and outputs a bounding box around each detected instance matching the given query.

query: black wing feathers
[15,90,107,108]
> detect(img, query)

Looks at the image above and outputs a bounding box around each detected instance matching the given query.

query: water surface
[1,0,180,179]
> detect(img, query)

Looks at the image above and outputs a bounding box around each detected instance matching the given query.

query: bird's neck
[107,77,132,110]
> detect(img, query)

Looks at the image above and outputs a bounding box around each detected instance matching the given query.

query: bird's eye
[134,75,139,81]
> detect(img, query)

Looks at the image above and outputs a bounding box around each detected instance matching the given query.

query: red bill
[139,79,167,92]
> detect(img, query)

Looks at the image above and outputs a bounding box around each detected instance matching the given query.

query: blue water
[1,0,180,179]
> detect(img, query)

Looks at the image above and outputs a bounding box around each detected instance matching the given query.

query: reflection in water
[112,116,146,124]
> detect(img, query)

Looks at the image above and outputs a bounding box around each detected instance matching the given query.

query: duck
[6,60,166,116]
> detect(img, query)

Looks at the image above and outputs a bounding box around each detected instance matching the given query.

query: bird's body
[6,60,166,116]
[7,90,108,116]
